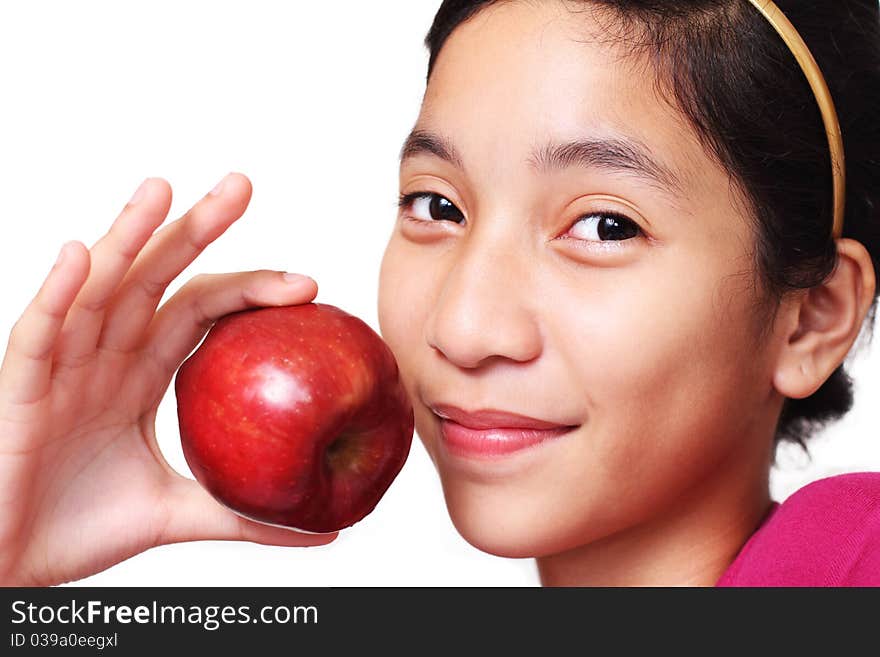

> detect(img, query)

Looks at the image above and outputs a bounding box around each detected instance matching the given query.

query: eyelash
[397,191,645,246]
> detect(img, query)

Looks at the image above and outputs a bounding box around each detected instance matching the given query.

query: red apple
[174,302,414,534]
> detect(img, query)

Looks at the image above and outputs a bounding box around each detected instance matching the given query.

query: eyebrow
[400,129,465,170]
[400,128,685,199]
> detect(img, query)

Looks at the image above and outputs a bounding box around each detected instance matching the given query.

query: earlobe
[773,350,819,400]
[772,238,876,400]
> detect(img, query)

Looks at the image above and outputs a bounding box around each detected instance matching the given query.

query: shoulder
[717,471,880,586]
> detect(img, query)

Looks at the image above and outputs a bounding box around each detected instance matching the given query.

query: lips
[430,403,572,430]
[430,403,578,458]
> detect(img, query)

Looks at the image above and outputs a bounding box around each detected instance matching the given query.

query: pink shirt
[716,471,880,586]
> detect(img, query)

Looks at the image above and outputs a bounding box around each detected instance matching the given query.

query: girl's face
[378,0,781,559]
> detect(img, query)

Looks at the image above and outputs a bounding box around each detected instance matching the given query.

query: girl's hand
[0,173,337,586]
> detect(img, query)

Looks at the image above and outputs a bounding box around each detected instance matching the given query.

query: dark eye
[568,211,643,242]
[398,192,465,225]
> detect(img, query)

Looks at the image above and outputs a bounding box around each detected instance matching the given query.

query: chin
[448,508,543,559]
[439,477,589,559]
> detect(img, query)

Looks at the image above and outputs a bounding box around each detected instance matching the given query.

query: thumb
[159,477,339,548]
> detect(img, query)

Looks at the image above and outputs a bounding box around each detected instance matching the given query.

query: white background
[1,1,878,586]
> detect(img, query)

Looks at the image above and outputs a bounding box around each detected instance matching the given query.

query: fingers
[54,179,173,366]
[144,270,318,376]
[159,477,339,548]
[0,242,90,405]
[97,173,253,354]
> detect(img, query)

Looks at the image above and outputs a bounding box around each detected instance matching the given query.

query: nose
[424,232,543,369]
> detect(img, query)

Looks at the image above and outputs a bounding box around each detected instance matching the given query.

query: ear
[773,238,876,399]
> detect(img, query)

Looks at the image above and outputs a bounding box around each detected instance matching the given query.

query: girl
[1,0,879,586]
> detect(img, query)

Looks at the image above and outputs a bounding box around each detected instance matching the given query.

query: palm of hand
[0,175,336,586]
[0,348,173,585]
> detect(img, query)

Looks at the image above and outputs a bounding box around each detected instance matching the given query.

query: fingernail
[128,178,149,205]
[283,272,312,284]
[54,243,68,268]
[209,174,229,197]
[54,241,74,268]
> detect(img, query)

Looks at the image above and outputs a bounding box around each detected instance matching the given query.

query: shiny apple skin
[174,303,414,534]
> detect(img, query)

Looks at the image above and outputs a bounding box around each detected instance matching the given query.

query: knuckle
[33,295,68,322]
[8,317,27,345]
[136,276,170,300]
[55,349,96,370]
[191,296,215,330]
[240,286,260,306]
[240,270,280,301]
[74,295,108,314]
[115,236,146,262]
[182,217,212,253]
[186,273,214,290]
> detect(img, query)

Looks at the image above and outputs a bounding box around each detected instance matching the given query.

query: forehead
[419,1,712,194]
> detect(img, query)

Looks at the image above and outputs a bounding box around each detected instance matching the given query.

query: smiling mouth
[429,402,576,429]
[435,417,579,458]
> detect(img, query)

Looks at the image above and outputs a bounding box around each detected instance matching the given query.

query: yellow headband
[747,0,846,239]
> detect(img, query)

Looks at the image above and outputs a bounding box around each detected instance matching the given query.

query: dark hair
[423,0,880,450]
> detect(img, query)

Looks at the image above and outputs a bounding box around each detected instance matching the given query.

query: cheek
[379,239,451,467]
[558,260,765,487]
[567,261,760,429]
[377,236,438,406]
[379,238,424,341]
